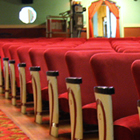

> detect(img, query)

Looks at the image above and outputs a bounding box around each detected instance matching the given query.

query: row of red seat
[0,37,140,140]
[0,37,115,139]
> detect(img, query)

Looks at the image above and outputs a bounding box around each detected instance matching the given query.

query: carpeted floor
[0,110,30,140]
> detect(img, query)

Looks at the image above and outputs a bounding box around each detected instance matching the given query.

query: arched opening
[93,5,116,38]
[88,0,120,38]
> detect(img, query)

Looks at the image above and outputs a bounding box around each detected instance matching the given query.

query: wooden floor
[0,93,99,140]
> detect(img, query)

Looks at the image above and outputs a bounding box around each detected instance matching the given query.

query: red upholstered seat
[58,91,69,113]
[87,37,109,42]
[116,44,140,53]
[114,114,140,140]
[9,44,26,87]
[65,50,114,125]
[29,47,73,124]
[44,48,113,138]
[17,44,51,115]
[17,45,49,93]
[17,46,33,94]
[0,41,12,63]
[76,39,112,49]
[1,39,45,59]
[131,60,140,139]
[110,40,140,52]
[63,37,86,44]
[2,43,13,59]
[90,53,140,140]
[44,48,75,113]
[131,59,140,98]
[2,42,28,100]
[44,48,110,114]
[82,102,97,125]
[123,48,140,53]
[29,48,49,101]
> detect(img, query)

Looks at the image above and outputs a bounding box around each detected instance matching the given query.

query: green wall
[0,0,70,25]
[0,0,140,37]
[1,0,140,25]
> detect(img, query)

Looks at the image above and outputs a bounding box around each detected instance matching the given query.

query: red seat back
[131,59,140,99]
[29,48,48,89]
[90,53,140,120]
[2,42,22,59]
[65,50,114,106]
[17,46,33,83]
[44,48,75,94]
[9,44,24,87]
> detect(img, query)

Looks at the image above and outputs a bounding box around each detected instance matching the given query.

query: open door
[93,5,117,38]
[88,0,120,38]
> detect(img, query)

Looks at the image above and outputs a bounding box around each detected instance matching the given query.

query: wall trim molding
[124,25,140,37]
[122,24,140,37]
[123,24,140,28]
[0,24,46,29]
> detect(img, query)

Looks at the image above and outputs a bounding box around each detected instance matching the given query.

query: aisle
[0,93,98,140]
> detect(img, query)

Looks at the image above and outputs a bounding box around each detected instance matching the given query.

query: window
[19,7,37,24]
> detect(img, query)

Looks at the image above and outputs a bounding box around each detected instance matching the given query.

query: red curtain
[88,0,103,38]
[88,0,120,38]
[105,0,120,37]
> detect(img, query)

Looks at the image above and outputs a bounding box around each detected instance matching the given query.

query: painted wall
[0,0,70,25]
[0,0,140,37]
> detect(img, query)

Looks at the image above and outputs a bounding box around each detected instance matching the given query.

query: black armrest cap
[3,57,9,61]
[66,77,82,84]
[29,66,41,71]
[46,71,59,76]
[94,86,115,95]
[9,60,15,64]
[18,63,26,67]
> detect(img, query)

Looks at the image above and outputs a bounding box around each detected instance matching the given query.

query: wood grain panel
[124,27,140,37]
[0,28,46,38]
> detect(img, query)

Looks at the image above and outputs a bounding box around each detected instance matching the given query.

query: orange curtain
[105,0,120,37]
[88,0,103,38]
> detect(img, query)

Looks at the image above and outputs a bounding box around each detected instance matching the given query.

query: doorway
[93,5,116,38]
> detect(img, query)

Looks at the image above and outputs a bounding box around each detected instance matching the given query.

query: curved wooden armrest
[47,70,59,137]
[9,60,16,105]
[30,66,42,124]
[94,86,115,140]
[3,57,9,99]
[0,56,3,93]
[18,63,27,114]
[66,77,83,140]
[137,100,140,120]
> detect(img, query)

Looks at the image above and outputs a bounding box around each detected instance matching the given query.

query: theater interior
[0,0,140,140]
